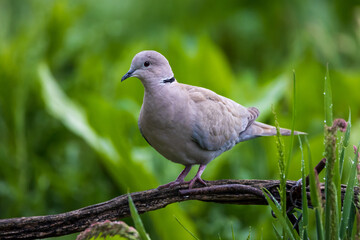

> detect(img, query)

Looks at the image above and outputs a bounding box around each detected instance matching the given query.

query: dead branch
[0,178,358,240]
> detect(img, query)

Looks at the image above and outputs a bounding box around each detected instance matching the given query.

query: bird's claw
[188,177,207,189]
[157,177,207,190]
[157,180,183,190]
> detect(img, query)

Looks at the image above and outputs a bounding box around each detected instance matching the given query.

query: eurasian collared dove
[121,50,304,189]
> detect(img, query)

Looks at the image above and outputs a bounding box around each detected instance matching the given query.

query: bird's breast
[138,88,215,165]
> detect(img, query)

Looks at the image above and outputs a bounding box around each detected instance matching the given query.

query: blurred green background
[0,0,359,239]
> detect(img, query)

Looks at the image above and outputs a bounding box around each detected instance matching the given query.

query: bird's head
[121,51,174,85]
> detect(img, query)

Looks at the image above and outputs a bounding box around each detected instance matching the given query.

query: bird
[121,50,304,189]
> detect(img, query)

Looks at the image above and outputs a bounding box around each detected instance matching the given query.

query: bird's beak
[121,69,135,82]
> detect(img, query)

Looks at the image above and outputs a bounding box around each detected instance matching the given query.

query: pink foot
[157,165,192,190]
[157,164,208,190]
[188,164,207,189]
[157,180,184,190]
[188,177,207,189]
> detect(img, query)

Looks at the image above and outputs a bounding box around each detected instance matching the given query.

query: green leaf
[285,70,296,176]
[339,109,351,177]
[231,223,235,240]
[324,63,333,126]
[174,216,200,240]
[305,136,324,240]
[339,145,359,239]
[272,107,287,217]
[128,194,151,240]
[305,137,319,208]
[272,224,282,240]
[38,63,119,161]
[246,226,252,240]
[315,208,325,240]
[336,110,351,227]
[298,136,308,238]
[323,66,339,240]
[324,181,339,240]
[91,236,129,240]
[262,188,300,240]
[346,203,356,239]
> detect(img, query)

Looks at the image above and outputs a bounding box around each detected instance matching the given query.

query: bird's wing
[183,84,259,151]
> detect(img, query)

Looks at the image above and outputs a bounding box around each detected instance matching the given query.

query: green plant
[128,195,151,240]
[1,1,360,239]
[265,67,359,239]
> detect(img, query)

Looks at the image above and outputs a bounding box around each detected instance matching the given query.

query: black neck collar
[162,76,175,84]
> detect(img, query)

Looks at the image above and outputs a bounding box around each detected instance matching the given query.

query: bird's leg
[157,165,192,189]
[188,164,207,189]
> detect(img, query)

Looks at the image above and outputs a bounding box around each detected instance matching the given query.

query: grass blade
[272,107,287,217]
[324,150,339,240]
[305,136,321,208]
[285,70,296,176]
[272,224,282,240]
[231,223,235,240]
[336,109,351,228]
[305,136,324,240]
[324,63,333,126]
[298,136,309,238]
[323,65,339,240]
[246,226,252,240]
[263,189,300,240]
[272,72,296,239]
[346,203,356,238]
[340,145,359,239]
[339,109,351,177]
[128,194,151,240]
[174,216,200,240]
[315,208,325,240]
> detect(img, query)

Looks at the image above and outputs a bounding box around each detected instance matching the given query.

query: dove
[121,50,304,189]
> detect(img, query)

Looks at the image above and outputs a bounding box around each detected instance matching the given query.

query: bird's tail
[239,121,306,142]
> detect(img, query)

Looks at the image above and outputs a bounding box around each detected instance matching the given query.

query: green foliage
[324,64,333,127]
[285,71,297,176]
[231,224,235,240]
[339,145,359,239]
[270,71,297,238]
[267,67,359,240]
[175,216,200,240]
[128,195,151,240]
[246,227,251,240]
[273,224,282,240]
[323,70,339,240]
[0,1,360,239]
[272,108,287,218]
[90,236,129,240]
[305,135,324,240]
[263,188,300,240]
[76,220,140,240]
[298,136,309,239]
[339,111,352,177]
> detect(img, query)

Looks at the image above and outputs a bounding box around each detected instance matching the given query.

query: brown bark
[0,179,357,239]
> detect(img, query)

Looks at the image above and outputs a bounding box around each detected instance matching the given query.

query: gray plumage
[121,50,304,189]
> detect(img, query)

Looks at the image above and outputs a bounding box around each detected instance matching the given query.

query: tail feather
[239,121,306,142]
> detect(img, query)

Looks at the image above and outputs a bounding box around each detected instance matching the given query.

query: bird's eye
[144,61,150,67]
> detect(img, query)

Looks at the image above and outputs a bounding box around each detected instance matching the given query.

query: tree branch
[0,179,358,239]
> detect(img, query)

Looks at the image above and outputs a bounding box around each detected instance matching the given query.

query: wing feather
[184,85,259,151]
